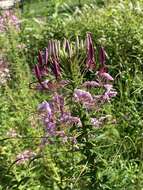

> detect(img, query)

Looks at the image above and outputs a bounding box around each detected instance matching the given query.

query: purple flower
[102,89,117,102]
[44,121,56,136]
[36,80,50,90]
[60,112,82,127]
[38,101,53,119]
[37,51,48,76]
[91,118,102,127]
[73,89,93,104]
[98,60,114,81]
[52,93,64,114]
[83,101,96,110]
[99,72,114,81]
[86,32,96,70]
[104,84,113,92]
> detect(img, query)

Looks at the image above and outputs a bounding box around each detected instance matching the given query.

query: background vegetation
[0,0,143,189]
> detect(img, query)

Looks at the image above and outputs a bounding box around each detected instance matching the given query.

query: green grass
[0,0,143,189]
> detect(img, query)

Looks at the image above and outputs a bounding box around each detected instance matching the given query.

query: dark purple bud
[51,58,61,79]
[34,64,47,89]
[34,64,41,82]
[99,47,106,66]
[86,32,96,70]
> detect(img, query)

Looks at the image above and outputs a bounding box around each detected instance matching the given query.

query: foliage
[0,0,143,189]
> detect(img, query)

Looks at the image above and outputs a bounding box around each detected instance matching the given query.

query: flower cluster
[32,32,117,146]
[38,93,82,145]
[0,10,20,32]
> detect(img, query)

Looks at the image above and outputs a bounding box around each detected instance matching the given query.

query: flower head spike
[99,46,106,66]
[51,58,61,80]
[64,38,72,58]
[54,40,59,57]
[51,40,58,58]
[48,40,52,57]
[52,93,64,114]
[38,101,53,120]
[73,89,93,104]
[44,48,48,65]
[86,32,96,70]
[75,36,80,52]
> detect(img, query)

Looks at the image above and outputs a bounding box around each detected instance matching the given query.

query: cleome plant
[14,32,117,189]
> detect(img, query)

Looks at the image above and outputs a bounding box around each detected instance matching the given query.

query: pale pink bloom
[102,90,117,101]
[91,118,102,127]
[99,72,114,81]
[60,112,82,127]
[82,81,100,88]
[16,150,35,165]
[104,84,113,92]
[73,89,93,104]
